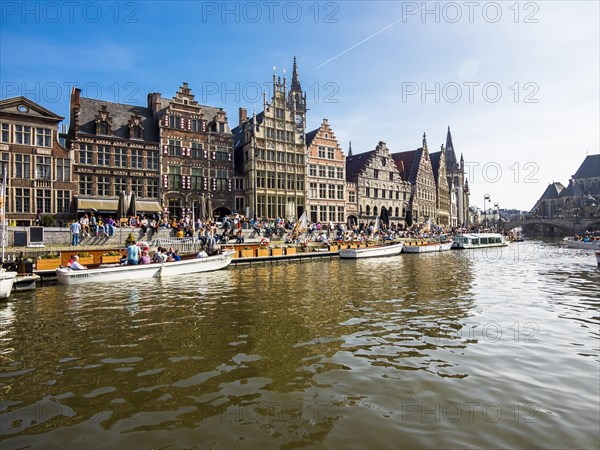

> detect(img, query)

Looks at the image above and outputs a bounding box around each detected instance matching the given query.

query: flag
[373,216,379,233]
[299,211,308,232]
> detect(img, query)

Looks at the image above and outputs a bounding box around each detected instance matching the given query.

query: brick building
[1,96,76,226]
[306,119,346,224]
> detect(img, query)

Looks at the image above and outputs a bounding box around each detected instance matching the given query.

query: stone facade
[445,127,470,226]
[430,145,451,226]
[150,83,234,220]
[233,59,307,221]
[67,88,162,219]
[346,141,410,226]
[1,96,76,226]
[306,119,346,223]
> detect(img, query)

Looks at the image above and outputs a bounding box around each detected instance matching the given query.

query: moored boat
[451,233,507,249]
[403,240,453,253]
[339,242,404,259]
[0,269,18,299]
[563,237,600,250]
[56,251,234,285]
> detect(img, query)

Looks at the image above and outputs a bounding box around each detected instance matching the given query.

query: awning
[135,201,163,213]
[77,198,118,211]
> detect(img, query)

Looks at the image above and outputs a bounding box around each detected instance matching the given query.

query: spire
[291,56,301,92]
[348,140,353,157]
[422,132,428,150]
[445,126,458,170]
[446,126,454,152]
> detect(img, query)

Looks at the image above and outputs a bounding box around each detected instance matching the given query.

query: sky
[1,0,598,211]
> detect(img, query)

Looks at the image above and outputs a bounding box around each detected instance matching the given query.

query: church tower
[287,56,307,130]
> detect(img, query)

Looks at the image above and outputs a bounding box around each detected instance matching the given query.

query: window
[191,119,203,132]
[277,173,285,190]
[296,175,304,191]
[115,147,127,167]
[319,183,326,198]
[257,170,265,188]
[328,184,335,199]
[337,185,344,200]
[97,145,110,166]
[132,126,142,139]
[374,169,379,179]
[328,167,335,178]
[327,147,335,159]
[318,166,326,178]
[267,150,275,161]
[147,179,158,198]
[216,147,229,161]
[373,188,378,198]
[15,154,30,179]
[56,158,70,182]
[98,121,109,134]
[36,128,51,147]
[365,187,370,197]
[287,174,295,190]
[1,123,9,143]
[329,206,336,222]
[169,116,181,129]
[15,125,31,145]
[35,156,51,180]
[147,151,159,171]
[277,151,285,163]
[287,153,294,164]
[276,108,284,119]
[169,139,182,156]
[131,149,143,169]
[337,167,344,179]
[115,176,127,194]
[389,172,394,181]
[1,153,8,176]
[57,190,70,213]
[79,144,93,164]
[337,206,345,223]
[309,182,317,199]
[235,178,244,190]
[235,197,244,212]
[132,178,144,197]
[15,188,30,213]
[319,205,327,222]
[169,165,181,189]
[191,167,203,190]
[97,176,110,196]
[191,143,203,159]
[36,189,52,213]
[382,157,386,166]
[296,154,304,165]
[389,190,393,199]
[216,169,228,191]
[318,146,326,158]
[79,175,92,195]
[349,191,355,203]
[267,171,275,189]
[219,123,225,133]
[256,194,265,218]
[309,164,317,177]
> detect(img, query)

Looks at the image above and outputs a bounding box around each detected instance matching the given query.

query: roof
[445,127,458,170]
[346,149,377,180]
[305,128,319,147]
[392,149,422,183]
[573,154,600,179]
[539,182,565,200]
[430,151,442,181]
[77,97,159,142]
[0,96,64,121]
[560,181,574,197]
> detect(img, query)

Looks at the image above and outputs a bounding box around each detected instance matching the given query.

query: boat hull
[403,242,453,253]
[0,271,18,299]
[339,242,404,259]
[56,252,233,285]
[563,239,600,250]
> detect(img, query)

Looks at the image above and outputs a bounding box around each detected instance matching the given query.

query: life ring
[260,238,268,246]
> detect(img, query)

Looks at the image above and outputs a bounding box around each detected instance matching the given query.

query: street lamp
[483,194,490,228]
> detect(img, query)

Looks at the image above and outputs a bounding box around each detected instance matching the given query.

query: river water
[1,240,599,449]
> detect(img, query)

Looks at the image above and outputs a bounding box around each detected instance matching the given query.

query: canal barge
[339,242,404,259]
[451,233,507,249]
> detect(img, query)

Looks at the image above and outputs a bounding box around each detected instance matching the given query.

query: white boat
[403,240,453,253]
[563,237,600,250]
[339,242,404,259]
[0,269,18,299]
[451,233,507,249]
[56,251,233,285]
[13,274,41,292]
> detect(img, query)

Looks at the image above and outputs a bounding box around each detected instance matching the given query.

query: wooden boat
[403,240,453,253]
[451,233,507,249]
[55,251,234,285]
[563,237,600,250]
[0,269,18,299]
[339,242,404,259]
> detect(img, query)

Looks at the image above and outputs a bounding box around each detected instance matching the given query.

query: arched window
[365,205,370,216]
[373,206,378,216]
[395,207,399,217]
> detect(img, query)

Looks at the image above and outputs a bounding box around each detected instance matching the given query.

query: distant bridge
[501,218,600,235]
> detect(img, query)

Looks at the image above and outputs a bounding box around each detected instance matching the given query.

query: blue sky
[1,1,598,211]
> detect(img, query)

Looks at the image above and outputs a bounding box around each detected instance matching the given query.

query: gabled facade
[67,88,162,218]
[430,145,451,226]
[233,59,307,221]
[306,119,346,223]
[445,127,469,226]
[150,83,234,220]
[392,134,437,224]
[346,141,410,226]
[1,96,76,226]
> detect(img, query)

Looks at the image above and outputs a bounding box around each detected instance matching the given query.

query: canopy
[76,198,162,213]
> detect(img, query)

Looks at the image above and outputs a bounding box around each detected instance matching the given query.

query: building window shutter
[187,119,192,131]
[162,174,168,188]
[164,116,169,127]
[228,179,232,192]
[162,145,168,155]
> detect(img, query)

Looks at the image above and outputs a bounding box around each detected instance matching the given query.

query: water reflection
[1,243,599,449]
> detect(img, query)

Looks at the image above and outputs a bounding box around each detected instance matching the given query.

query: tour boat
[563,237,600,250]
[0,269,18,299]
[339,242,404,259]
[451,233,507,249]
[55,251,234,285]
[403,240,453,253]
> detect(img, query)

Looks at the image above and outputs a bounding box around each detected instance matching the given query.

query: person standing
[126,241,140,265]
[70,220,82,246]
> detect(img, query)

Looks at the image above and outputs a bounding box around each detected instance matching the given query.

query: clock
[295,115,302,125]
